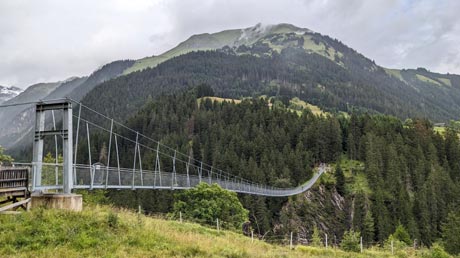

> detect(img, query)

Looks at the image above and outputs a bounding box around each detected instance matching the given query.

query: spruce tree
[442,211,460,255]
[335,165,345,196]
[362,211,375,245]
[311,226,323,247]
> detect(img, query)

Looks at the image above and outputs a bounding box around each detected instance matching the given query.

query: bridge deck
[27,164,326,197]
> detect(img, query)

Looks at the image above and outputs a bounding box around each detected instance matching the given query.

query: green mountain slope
[123,23,311,74]
[384,67,460,119]
[82,48,443,124]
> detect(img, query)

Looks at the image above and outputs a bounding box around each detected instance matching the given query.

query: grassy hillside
[198,96,328,116]
[197,96,242,105]
[0,205,449,258]
[123,23,310,74]
[123,29,243,74]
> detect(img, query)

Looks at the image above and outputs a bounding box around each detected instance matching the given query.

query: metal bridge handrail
[16,162,327,197]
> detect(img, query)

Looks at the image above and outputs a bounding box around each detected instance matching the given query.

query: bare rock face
[277,184,349,245]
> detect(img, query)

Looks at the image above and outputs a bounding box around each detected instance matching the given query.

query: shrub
[393,224,411,245]
[421,243,450,258]
[107,212,119,229]
[172,183,248,230]
[340,230,361,252]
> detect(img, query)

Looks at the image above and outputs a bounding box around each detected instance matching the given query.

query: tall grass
[0,205,450,257]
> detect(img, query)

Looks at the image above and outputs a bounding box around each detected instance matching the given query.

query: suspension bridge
[1,98,326,199]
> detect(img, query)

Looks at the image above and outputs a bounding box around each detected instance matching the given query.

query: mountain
[42,76,87,101]
[7,23,459,128]
[0,60,134,149]
[5,23,460,151]
[78,23,458,124]
[384,67,460,118]
[124,23,311,74]
[0,85,22,104]
[67,60,135,101]
[0,81,63,148]
[124,23,460,121]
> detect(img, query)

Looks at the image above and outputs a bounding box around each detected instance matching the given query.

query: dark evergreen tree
[335,165,345,196]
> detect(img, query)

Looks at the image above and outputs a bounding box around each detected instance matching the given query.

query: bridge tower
[32,100,73,193]
[31,100,81,211]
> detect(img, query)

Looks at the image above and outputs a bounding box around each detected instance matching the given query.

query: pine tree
[442,211,460,255]
[335,165,345,196]
[372,188,392,242]
[352,192,367,231]
[341,230,361,252]
[311,226,323,247]
[362,211,375,245]
[392,224,411,245]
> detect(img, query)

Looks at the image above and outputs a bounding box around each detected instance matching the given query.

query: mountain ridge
[123,23,312,74]
[3,23,460,150]
[78,23,460,124]
[0,85,22,104]
[0,60,134,148]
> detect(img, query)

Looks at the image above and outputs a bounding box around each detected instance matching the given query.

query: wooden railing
[0,167,29,189]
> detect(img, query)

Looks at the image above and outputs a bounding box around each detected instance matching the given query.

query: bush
[107,212,119,229]
[393,224,411,245]
[384,235,406,253]
[0,145,13,166]
[340,230,361,252]
[172,183,248,230]
[421,243,450,258]
[77,189,110,205]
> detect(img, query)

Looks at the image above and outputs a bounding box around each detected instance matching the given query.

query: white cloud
[0,0,459,88]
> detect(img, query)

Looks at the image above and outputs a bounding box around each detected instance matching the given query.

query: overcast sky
[1,0,459,88]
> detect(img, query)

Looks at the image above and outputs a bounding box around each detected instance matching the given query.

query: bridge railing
[15,162,326,197]
[71,164,325,196]
[0,167,29,189]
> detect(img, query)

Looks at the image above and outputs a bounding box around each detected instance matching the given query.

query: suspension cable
[74,115,259,186]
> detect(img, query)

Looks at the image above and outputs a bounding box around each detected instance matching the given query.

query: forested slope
[81,47,459,126]
[76,88,460,250]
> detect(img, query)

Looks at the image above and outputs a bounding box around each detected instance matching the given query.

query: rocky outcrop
[277,184,349,245]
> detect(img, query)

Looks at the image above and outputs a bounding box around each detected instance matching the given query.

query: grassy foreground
[0,205,450,258]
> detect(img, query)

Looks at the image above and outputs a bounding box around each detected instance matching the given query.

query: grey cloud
[0,0,458,88]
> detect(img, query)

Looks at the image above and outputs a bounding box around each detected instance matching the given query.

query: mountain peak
[0,85,23,104]
[123,23,315,74]
[238,23,312,43]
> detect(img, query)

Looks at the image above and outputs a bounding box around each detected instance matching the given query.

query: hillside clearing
[415,74,442,86]
[197,96,242,105]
